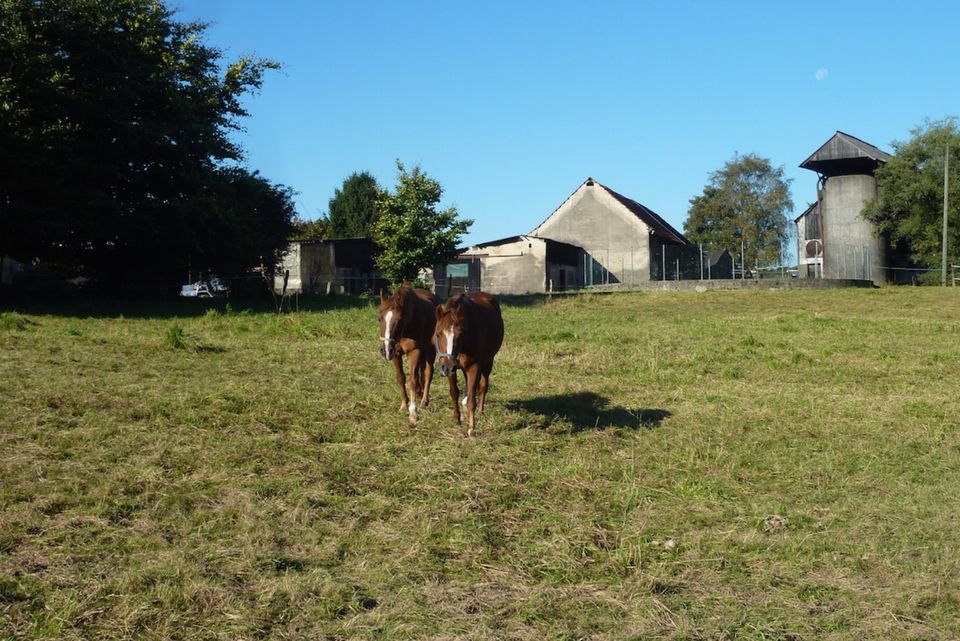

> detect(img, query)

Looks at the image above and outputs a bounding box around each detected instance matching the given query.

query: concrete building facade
[530,178,691,286]
[436,235,582,295]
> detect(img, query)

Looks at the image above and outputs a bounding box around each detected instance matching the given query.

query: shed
[435,235,584,295]
[276,238,388,294]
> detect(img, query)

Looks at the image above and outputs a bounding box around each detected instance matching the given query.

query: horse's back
[463,292,503,358]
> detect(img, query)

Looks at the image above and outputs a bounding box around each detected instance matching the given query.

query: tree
[0,0,290,288]
[373,161,472,284]
[290,216,330,240]
[684,154,794,268]
[862,118,960,272]
[327,171,382,238]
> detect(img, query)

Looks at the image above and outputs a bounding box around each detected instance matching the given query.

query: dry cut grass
[2,288,960,640]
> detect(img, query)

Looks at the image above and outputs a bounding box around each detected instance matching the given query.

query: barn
[435,178,693,294]
[531,178,693,285]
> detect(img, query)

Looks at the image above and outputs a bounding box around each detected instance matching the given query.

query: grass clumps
[163,322,193,350]
[0,311,35,332]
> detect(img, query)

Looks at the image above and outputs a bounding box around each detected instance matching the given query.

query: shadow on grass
[506,392,670,432]
[0,292,376,319]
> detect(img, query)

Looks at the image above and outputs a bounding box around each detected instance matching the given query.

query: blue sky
[176,1,959,251]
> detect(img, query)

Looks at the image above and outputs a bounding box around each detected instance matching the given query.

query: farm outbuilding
[433,178,694,295]
[435,235,583,296]
[530,178,693,285]
[276,238,388,295]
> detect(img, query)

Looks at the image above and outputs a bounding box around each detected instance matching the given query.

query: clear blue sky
[176,0,959,251]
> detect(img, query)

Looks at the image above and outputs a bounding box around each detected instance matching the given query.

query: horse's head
[378,287,408,360]
[434,300,466,377]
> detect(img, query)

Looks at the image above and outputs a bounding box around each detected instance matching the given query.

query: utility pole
[943,142,950,286]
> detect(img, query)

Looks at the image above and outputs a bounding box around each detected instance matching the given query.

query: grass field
[2,287,960,640]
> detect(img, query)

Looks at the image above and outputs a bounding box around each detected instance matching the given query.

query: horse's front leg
[464,363,480,437]
[420,348,434,409]
[406,349,421,425]
[392,353,408,412]
[447,370,461,426]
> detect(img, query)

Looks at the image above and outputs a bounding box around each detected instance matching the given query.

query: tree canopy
[684,154,794,267]
[373,161,472,284]
[862,118,960,271]
[290,216,329,241]
[0,0,293,288]
[327,171,382,238]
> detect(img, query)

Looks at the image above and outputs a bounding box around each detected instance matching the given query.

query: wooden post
[943,143,950,286]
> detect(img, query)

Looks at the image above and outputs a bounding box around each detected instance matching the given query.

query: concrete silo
[799,132,892,284]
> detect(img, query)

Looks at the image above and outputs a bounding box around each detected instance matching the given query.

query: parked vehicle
[179,276,229,298]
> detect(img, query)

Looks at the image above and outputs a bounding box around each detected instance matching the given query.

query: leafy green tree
[327,171,382,238]
[0,0,289,288]
[373,161,472,283]
[684,153,794,267]
[862,118,960,271]
[290,216,330,240]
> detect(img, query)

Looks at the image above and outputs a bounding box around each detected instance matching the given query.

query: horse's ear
[402,280,411,289]
[454,304,465,320]
[379,288,386,303]
[435,305,443,321]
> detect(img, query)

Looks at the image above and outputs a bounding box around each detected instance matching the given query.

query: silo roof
[800,131,892,177]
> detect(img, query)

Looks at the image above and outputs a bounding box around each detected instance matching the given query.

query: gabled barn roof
[531,178,689,245]
[800,131,892,177]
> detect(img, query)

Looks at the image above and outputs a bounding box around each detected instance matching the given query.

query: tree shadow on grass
[505,392,670,433]
[0,292,376,319]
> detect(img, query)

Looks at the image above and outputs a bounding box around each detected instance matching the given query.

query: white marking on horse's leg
[408,400,418,424]
[461,395,468,406]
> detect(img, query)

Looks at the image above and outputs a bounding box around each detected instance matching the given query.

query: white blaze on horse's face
[382,311,394,344]
[444,328,455,357]
[380,310,397,360]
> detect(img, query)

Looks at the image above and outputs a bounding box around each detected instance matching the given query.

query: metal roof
[800,131,892,177]
[463,234,583,253]
[596,182,690,245]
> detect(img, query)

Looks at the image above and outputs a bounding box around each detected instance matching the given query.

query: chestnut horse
[378,285,437,425]
[434,291,504,436]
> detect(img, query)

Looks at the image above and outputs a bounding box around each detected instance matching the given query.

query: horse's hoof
[408,414,418,426]
[467,428,477,438]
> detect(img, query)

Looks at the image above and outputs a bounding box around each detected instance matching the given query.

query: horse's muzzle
[438,360,456,377]
[380,344,395,361]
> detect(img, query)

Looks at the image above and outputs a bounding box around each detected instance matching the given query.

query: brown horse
[378,285,437,425]
[434,291,504,436]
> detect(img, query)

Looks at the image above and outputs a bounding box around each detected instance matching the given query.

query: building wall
[532,185,652,284]
[822,174,886,283]
[275,243,304,292]
[463,237,547,294]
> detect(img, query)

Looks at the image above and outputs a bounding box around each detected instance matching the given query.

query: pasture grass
[2,287,960,640]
